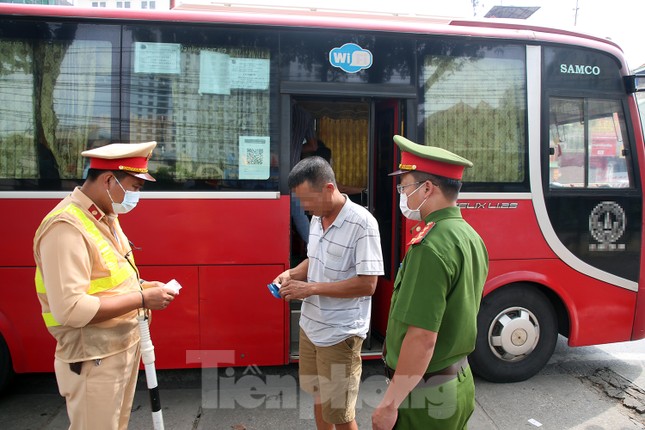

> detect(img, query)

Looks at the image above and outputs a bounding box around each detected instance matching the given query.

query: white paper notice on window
[199,51,231,95]
[230,58,270,90]
[134,42,181,74]
[239,136,270,180]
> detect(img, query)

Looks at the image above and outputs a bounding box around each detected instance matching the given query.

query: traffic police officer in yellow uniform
[33,141,177,430]
[372,135,489,430]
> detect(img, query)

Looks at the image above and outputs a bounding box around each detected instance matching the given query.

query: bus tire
[470,285,558,383]
[0,334,14,394]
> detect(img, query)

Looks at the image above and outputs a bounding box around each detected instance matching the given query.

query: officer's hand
[140,280,164,289]
[372,401,398,430]
[142,287,177,310]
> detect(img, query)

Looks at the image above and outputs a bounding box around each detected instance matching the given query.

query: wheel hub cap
[489,307,540,362]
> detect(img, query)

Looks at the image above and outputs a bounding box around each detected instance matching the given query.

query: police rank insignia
[408,222,435,246]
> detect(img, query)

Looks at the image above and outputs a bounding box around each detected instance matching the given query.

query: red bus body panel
[0,196,290,372]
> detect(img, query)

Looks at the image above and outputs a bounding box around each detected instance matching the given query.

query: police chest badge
[408,222,435,246]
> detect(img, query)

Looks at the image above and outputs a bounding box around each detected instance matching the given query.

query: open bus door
[369,99,403,354]
[287,97,404,359]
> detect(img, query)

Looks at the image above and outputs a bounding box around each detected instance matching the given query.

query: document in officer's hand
[165,279,182,295]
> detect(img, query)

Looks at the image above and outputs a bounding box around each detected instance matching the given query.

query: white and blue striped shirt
[301,196,384,346]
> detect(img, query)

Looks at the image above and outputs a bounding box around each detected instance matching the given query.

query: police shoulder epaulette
[408,221,436,246]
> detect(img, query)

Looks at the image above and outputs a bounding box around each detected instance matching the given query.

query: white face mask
[399,183,427,221]
[107,176,140,214]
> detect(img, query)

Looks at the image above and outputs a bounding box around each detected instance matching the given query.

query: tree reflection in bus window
[0,37,114,190]
[549,97,631,189]
[125,42,276,191]
[419,42,527,188]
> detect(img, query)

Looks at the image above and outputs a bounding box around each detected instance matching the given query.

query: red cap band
[400,151,466,180]
[89,156,149,173]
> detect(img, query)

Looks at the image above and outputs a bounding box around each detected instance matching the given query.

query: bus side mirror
[624,74,645,93]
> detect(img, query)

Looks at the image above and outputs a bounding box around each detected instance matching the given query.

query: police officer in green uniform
[372,135,489,430]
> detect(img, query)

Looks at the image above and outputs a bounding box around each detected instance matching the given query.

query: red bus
[0,3,643,390]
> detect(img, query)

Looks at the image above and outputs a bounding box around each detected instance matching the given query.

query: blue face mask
[107,176,140,215]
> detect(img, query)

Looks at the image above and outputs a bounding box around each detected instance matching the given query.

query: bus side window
[549,97,631,189]
[549,98,585,188]
[588,101,630,188]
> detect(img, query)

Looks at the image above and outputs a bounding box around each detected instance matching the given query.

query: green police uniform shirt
[385,206,489,373]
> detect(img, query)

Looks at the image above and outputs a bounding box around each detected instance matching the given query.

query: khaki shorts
[299,328,363,425]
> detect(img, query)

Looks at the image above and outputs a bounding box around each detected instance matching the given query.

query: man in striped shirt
[274,156,384,430]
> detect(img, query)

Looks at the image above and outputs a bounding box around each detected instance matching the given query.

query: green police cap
[389,135,473,180]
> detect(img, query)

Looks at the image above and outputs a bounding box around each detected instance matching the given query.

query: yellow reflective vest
[33,189,141,362]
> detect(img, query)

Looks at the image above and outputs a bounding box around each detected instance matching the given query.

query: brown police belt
[384,357,469,387]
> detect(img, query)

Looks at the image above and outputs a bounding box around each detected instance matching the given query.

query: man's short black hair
[288,156,337,190]
[410,171,462,201]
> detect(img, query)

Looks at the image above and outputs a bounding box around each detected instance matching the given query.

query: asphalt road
[2,336,645,429]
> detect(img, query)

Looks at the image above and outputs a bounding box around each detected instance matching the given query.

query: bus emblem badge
[589,201,626,251]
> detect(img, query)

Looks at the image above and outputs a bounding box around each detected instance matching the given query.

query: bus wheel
[470,285,558,383]
[0,334,14,394]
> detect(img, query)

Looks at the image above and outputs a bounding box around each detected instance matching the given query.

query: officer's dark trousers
[394,365,474,430]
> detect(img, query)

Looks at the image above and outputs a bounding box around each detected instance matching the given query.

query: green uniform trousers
[394,365,474,430]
